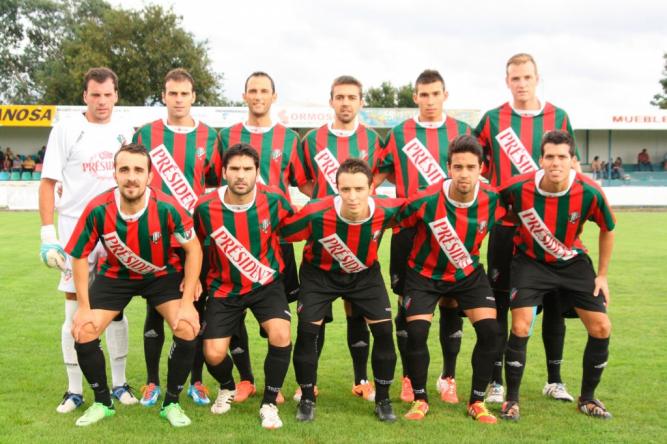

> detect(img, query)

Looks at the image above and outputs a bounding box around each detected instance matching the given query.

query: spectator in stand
[637,148,653,171]
[23,156,36,172]
[663,153,667,171]
[38,145,46,163]
[591,155,602,179]
[5,147,15,161]
[0,148,5,170]
[612,157,627,180]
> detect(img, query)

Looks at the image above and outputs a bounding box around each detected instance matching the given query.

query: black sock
[492,291,509,385]
[395,307,409,377]
[314,323,325,385]
[470,319,499,403]
[440,306,463,378]
[205,355,235,391]
[262,343,292,405]
[164,336,197,406]
[75,339,112,407]
[581,336,610,401]
[347,315,370,385]
[369,321,396,403]
[293,322,320,402]
[542,296,566,384]
[406,319,431,402]
[143,305,165,385]
[230,313,254,383]
[190,296,206,384]
[505,333,529,402]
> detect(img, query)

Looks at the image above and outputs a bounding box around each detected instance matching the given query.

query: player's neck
[512,97,541,111]
[247,113,272,128]
[167,114,195,127]
[539,177,569,193]
[223,187,255,206]
[448,185,475,203]
[341,205,370,222]
[332,119,357,131]
[120,193,147,216]
[417,111,444,123]
[84,111,111,125]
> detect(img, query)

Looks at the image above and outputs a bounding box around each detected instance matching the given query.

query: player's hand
[180,279,203,300]
[40,225,67,272]
[593,275,610,307]
[72,307,97,342]
[173,301,200,336]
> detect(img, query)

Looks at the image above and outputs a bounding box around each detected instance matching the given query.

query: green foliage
[651,53,667,109]
[365,81,415,108]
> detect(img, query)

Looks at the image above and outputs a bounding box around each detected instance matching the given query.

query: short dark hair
[83,67,118,92]
[447,135,483,165]
[164,68,195,92]
[114,143,151,172]
[223,143,260,169]
[336,158,373,187]
[415,69,445,91]
[245,71,275,93]
[540,130,576,157]
[330,75,363,99]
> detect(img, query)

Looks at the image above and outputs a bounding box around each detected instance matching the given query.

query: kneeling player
[499,130,615,421]
[397,135,505,423]
[67,143,202,427]
[194,143,293,429]
[282,159,401,423]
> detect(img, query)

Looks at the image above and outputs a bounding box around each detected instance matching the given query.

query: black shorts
[389,227,416,295]
[402,266,496,317]
[486,224,516,293]
[281,243,300,303]
[297,261,392,323]
[90,273,182,312]
[202,279,291,340]
[509,252,606,314]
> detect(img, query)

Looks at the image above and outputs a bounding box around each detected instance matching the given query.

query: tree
[365,81,415,108]
[651,52,667,109]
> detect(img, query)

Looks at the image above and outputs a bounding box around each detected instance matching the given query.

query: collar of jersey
[443,179,479,208]
[243,121,276,134]
[510,101,544,117]
[218,185,257,212]
[114,187,151,221]
[534,169,576,197]
[327,119,359,138]
[162,117,199,134]
[413,115,446,128]
[334,195,375,224]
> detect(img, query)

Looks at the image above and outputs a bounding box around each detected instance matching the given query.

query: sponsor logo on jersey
[196,147,206,159]
[82,150,114,179]
[271,149,282,161]
[495,127,538,174]
[210,225,275,284]
[402,138,447,185]
[318,233,368,273]
[150,231,161,244]
[149,144,198,214]
[314,148,340,192]
[428,216,473,269]
[568,211,580,224]
[102,231,167,274]
[518,208,578,260]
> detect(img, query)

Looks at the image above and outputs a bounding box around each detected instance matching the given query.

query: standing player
[297,75,385,402]
[377,69,472,403]
[397,135,504,422]
[194,144,293,430]
[499,130,614,420]
[67,143,202,427]
[132,68,221,408]
[475,53,578,403]
[218,72,302,403]
[39,67,137,413]
[282,159,401,423]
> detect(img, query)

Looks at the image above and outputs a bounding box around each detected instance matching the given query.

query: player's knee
[174,320,196,341]
[588,317,612,339]
[267,326,291,347]
[510,311,533,337]
[76,323,100,343]
[204,342,226,365]
[473,318,499,349]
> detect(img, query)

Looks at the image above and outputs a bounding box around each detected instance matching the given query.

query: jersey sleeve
[587,188,616,232]
[286,134,303,187]
[169,200,196,244]
[297,132,316,184]
[377,197,406,228]
[395,194,426,229]
[377,129,396,174]
[65,203,100,258]
[205,131,223,187]
[193,199,209,245]
[276,189,295,222]
[279,203,314,242]
[41,122,69,182]
[474,113,492,179]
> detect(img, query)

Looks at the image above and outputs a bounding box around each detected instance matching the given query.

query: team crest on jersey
[196,147,206,159]
[271,149,282,161]
[372,230,382,242]
[260,219,271,233]
[478,220,488,234]
[359,150,368,161]
[117,134,127,145]
[150,231,161,244]
[568,211,580,224]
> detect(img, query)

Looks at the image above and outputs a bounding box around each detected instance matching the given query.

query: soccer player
[218,72,303,403]
[475,53,579,403]
[39,67,137,413]
[297,75,385,402]
[498,130,614,421]
[396,135,505,423]
[132,68,221,408]
[282,159,401,423]
[66,143,202,427]
[377,69,472,403]
[194,143,293,430]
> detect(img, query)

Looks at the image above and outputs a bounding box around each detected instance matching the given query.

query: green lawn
[0,211,665,443]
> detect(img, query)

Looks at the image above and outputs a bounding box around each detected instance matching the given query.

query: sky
[113,0,667,115]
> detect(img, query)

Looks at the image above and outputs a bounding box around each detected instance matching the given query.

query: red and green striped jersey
[500,170,615,263]
[281,195,404,272]
[132,119,222,214]
[299,122,383,198]
[397,179,505,282]
[474,102,576,188]
[193,184,294,298]
[218,122,302,197]
[65,187,194,280]
[378,116,472,198]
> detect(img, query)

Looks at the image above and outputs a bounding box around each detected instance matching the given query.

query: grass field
[0,211,666,443]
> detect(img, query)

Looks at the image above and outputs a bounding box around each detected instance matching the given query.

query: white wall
[0,127,51,156]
